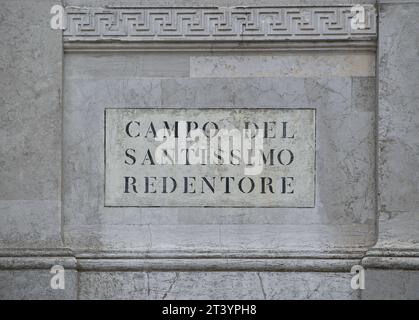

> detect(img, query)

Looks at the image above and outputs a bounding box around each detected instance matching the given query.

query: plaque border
[104,107,316,208]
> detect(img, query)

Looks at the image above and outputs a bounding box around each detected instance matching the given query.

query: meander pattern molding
[63,5,377,41]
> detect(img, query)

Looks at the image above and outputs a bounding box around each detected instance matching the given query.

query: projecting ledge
[362,248,419,270]
[0,248,366,272]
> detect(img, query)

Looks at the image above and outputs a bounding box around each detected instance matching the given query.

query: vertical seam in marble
[372,3,381,247]
[162,272,179,300]
[146,272,150,299]
[59,8,65,247]
[257,272,267,300]
[160,79,163,108]
[76,267,81,300]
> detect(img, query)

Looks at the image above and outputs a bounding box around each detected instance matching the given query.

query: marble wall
[0,0,418,299]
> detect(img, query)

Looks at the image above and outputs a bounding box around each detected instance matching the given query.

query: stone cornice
[63,5,377,43]
[2,248,419,271]
[0,248,364,271]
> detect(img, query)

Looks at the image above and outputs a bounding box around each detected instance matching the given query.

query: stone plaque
[105,108,315,207]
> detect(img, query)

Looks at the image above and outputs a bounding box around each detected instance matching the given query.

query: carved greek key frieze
[63,6,377,42]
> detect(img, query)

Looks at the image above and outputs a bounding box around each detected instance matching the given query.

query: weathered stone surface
[0,269,77,300]
[0,0,62,248]
[375,2,419,249]
[64,66,376,251]
[190,53,375,78]
[362,270,419,300]
[65,224,374,252]
[79,271,358,300]
[0,201,62,247]
[2,0,419,300]
[66,52,190,79]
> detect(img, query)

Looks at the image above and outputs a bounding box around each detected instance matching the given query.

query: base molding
[2,248,419,299]
[2,248,419,271]
[0,248,76,270]
[77,258,360,272]
[363,248,419,270]
[0,248,365,272]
